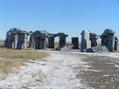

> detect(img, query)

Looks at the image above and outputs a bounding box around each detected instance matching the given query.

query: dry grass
[0,48,49,80]
[0,48,48,59]
[0,59,25,79]
[0,41,4,48]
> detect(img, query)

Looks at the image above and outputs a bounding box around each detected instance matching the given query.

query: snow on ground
[0,51,94,89]
[70,51,119,58]
[0,51,119,89]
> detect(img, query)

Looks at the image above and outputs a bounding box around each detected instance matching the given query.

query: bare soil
[76,55,119,89]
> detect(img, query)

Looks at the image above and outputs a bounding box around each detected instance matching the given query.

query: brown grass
[0,48,48,59]
[0,41,4,48]
[0,48,49,80]
[0,59,25,79]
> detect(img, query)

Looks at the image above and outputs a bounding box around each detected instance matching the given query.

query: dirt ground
[75,54,119,89]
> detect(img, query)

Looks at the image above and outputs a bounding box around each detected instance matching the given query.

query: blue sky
[0,0,119,40]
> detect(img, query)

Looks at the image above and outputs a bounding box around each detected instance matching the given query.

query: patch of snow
[103,74,110,77]
[114,64,119,68]
[70,51,119,58]
[0,51,94,89]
